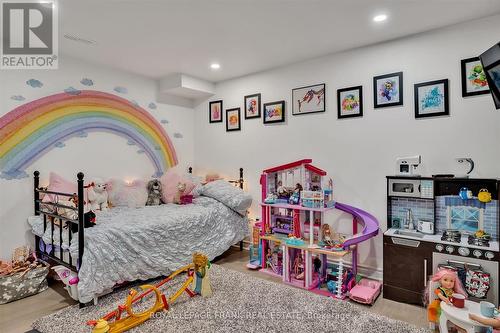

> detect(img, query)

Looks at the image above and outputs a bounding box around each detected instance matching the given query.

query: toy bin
[0,262,49,304]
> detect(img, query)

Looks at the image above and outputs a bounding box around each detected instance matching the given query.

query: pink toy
[256,159,380,300]
[348,278,382,305]
[180,194,193,204]
[53,265,79,301]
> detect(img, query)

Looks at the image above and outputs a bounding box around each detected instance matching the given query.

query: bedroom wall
[0,56,195,259]
[193,15,500,276]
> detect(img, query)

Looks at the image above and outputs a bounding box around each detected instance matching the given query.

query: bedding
[201,179,252,216]
[29,194,249,303]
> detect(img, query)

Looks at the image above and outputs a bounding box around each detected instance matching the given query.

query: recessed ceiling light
[373,14,387,22]
[210,63,220,70]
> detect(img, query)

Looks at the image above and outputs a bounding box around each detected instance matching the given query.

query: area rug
[33,265,430,333]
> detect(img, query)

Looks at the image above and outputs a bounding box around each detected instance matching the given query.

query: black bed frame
[33,167,245,305]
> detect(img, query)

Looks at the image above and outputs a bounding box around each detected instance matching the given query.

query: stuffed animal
[70,211,96,233]
[174,182,187,204]
[87,178,109,211]
[146,179,163,206]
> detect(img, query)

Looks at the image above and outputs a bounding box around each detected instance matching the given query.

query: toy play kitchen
[384,176,500,307]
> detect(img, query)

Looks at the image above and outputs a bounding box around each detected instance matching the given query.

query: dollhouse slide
[335,202,379,248]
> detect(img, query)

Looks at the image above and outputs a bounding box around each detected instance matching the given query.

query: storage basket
[0,263,49,304]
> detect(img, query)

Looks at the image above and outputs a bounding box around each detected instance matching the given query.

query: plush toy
[70,211,96,233]
[174,182,187,204]
[87,179,109,211]
[146,179,163,206]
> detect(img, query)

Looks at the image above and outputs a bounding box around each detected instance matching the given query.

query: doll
[425,269,467,323]
[192,252,212,297]
[321,224,334,247]
[276,181,288,199]
[293,254,304,280]
[266,248,273,268]
[313,256,322,274]
[288,183,302,205]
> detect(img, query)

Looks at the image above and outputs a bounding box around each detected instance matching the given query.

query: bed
[29,168,250,305]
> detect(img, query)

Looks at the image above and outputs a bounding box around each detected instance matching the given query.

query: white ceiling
[59,0,500,83]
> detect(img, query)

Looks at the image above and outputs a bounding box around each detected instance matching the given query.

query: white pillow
[184,173,203,197]
[106,179,148,208]
[201,180,252,216]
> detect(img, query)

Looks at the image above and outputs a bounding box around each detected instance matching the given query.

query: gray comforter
[30,193,249,303]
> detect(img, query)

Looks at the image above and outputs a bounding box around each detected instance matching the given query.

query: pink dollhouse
[255,159,380,299]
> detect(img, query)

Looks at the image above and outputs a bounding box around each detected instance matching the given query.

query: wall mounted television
[480,42,500,110]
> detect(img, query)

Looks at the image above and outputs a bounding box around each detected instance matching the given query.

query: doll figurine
[276,181,288,199]
[313,256,322,274]
[321,224,334,247]
[289,183,302,205]
[192,252,212,297]
[425,269,466,323]
[266,249,273,268]
[293,254,304,280]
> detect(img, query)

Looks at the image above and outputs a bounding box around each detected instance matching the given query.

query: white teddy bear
[87,178,109,211]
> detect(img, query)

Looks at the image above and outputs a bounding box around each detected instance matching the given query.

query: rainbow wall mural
[0,90,178,179]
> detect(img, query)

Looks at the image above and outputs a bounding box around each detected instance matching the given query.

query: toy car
[348,278,382,305]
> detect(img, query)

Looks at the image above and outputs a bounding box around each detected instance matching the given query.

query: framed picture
[263,100,285,124]
[414,79,449,119]
[292,83,325,115]
[209,100,223,123]
[244,93,261,119]
[461,57,490,97]
[373,72,403,108]
[226,108,241,131]
[486,60,500,92]
[337,86,363,119]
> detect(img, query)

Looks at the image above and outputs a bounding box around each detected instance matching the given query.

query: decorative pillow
[106,179,124,206]
[107,179,147,208]
[160,170,195,203]
[184,173,203,197]
[201,180,252,216]
[57,200,78,220]
[42,172,77,202]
